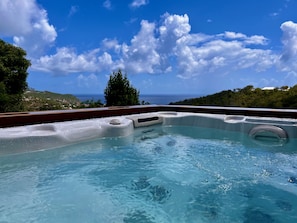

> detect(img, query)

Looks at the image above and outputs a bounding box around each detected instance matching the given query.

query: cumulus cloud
[0,0,57,56]
[279,21,297,72]
[222,31,268,45]
[160,14,191,39]
[157,14,274,78]
[2,0,297,83]
[33,48,100,74]
[101,38,121,52]
[175,38,275,79]
[0,0,35,36]
[27,12,297,80]
[122,20,160,73]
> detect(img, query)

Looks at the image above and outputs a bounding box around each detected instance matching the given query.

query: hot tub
[1,111,296,155]
[1,108,297,222]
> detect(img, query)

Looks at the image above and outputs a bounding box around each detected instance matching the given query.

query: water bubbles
[148,185,171,203]
[131,176,171,204]
[218,183,232,193]
[288,176,297,184]
[166,139,176,147]
[132,176,150,190]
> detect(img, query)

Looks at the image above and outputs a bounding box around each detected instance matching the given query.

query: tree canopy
[104,69,140,106]
[170,85,297,108]
[0,39,31,112]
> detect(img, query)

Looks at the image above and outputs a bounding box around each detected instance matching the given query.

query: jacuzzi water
[1,124,297,223]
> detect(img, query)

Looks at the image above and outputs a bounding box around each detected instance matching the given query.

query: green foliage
[25,90,79,102]
[23,90,104,111]
[79,99,103,108]
[104,69,140,106]
[23,90,81,111]
[171,85,297,108]
[0,39,31,112]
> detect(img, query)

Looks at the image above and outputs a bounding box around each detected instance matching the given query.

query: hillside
[170,85,297,108]
[23,90,81,111]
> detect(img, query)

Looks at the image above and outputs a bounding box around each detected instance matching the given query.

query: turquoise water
[0,126,297,222]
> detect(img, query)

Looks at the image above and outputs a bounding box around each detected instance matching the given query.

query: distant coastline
[74,94,203,105]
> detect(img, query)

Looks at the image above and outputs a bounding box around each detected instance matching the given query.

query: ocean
[74,94,202,105]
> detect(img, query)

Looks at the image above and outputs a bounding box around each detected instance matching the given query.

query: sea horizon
[74,94,203,105]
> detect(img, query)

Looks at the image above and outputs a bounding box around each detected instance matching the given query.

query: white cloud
[2,0,297,86]
[221,31,268,45]
[223,31,246,39]
[279,21,297,72]
[33,47,100,74]
[0,0,35,36]
[98,52,114,70]
[0,0,57,56]
[160,13,191,38]
[130,0,149,8]
[157,14,192,72]
[175,38,276,79]
[244,35,268,45]
[21,11,297,81]
[121,20,160,74]
[101,38,121,52]
[32,46,123,75]
[156,14,274,79]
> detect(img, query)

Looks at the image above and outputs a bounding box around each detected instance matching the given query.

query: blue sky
[1,0,297,95]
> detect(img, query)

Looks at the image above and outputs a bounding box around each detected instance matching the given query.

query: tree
[0,39,31,112]
[79,99,103,108]
[104,69,140,106]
